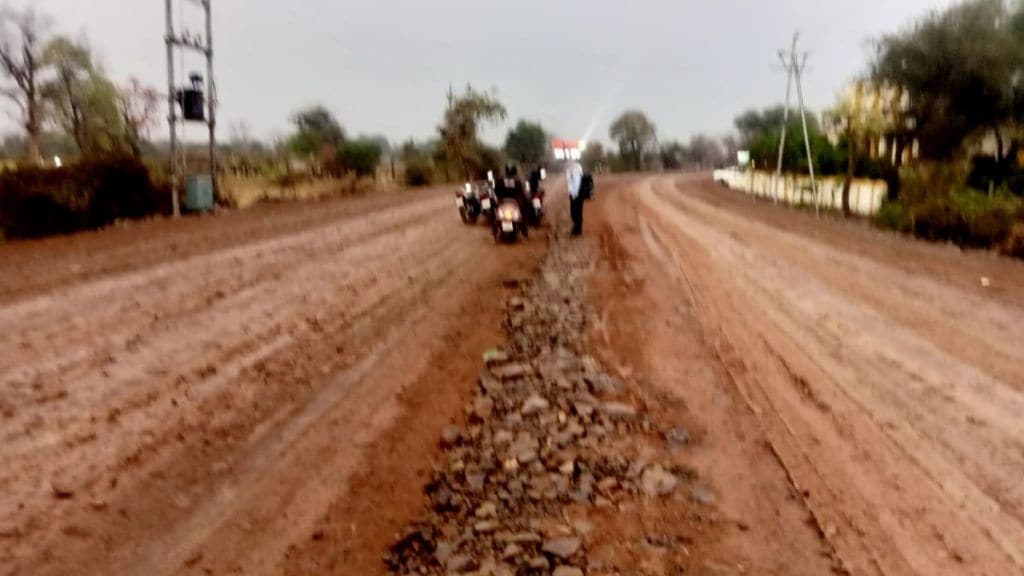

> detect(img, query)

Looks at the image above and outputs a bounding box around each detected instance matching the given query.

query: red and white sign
[551,139,584,160]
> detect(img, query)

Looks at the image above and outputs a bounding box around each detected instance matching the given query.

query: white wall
[711,169,888,216]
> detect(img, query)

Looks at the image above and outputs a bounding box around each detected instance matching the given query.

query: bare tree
[117,77,159,157]
[0,7,50,163]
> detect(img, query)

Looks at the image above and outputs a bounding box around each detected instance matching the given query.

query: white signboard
[737,150,751,166]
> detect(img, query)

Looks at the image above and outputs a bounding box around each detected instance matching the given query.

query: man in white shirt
[566,159,585,236]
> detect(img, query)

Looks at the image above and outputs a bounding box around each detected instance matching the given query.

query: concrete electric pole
[774,33,819,215]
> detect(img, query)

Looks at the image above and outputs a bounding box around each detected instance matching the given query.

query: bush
[1003,222,1024,258]
[0,156,167,239]
[338,140,383,178]
[875,200,912,232]
[404,159,435,187]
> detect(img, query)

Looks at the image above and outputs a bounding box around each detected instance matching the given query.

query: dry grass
[220,175,379,209]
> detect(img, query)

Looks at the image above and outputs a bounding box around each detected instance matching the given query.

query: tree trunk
[994,125,1004,164]
[842,132,856,217]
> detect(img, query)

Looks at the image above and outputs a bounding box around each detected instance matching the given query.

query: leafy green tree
[736,105,836,173]
[338,139,382,178]
[610,110,657,171]
[439,86,506,180]
[42,36,128,157]
[826,81,889,215]
[288,105,345,157]
[873,0,1019,161]
[504,119,547,165]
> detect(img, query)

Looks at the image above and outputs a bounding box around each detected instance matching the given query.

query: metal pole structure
[204,0,217,202]
[165,0,180,217]
[773,35,796,205]
[794,51,819,216]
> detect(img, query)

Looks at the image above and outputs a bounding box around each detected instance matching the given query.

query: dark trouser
[570,194,584,235]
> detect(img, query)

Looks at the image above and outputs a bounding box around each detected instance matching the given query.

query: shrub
[404,159,434,187]
[875,199,912,232]
[338,141,383,178]
[0,156,167,239]
[1003,222,1024,258]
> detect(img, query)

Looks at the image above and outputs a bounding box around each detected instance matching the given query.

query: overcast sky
[9,0,955,146]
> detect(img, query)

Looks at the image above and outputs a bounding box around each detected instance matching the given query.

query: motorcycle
[525,180,545,227]
[493,198,528,243]
[480,172,497,226]
[455,182,481,225]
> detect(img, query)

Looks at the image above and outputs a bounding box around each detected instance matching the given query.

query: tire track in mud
[627,175,1023,575]
[0,189,543,576]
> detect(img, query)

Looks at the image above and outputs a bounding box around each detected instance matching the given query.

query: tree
[687,133,725,169]
[735,105,835,173]
[0,7,50,163]
[660,141,686,170]
[117,78,159,158]
[826,81,889,216]
[41,36,126,158]
[581,141,607,173]
[873,0,1019,162]
[609,110,657,171]
[504,119,547,165]
[289,105,345,157]
[439,86,506,180]
[338,139,382,178]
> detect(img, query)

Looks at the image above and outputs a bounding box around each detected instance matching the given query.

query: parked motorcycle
[455,182,481,225]
[493,198,528,243]
[480,172,497,226]
[525,180,545,227]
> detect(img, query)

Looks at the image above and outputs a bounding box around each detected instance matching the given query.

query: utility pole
[774,33,818,215]
[165,0,179,217]
[165,0,217,216]
[205,0,217,203]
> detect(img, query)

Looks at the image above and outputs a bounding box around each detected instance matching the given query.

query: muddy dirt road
[2,173,1022,576]
[592,174,1024,575]
[0,187,547,576]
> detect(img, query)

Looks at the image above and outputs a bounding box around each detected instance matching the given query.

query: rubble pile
[386,236,693,575]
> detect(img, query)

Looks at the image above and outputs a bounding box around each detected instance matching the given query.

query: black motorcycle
[494,198,528,243]
[525,166,549,227]
[455,182,481,225]
[480,174,497,226]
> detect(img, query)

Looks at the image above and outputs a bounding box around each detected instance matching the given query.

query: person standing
[566,159,584,236]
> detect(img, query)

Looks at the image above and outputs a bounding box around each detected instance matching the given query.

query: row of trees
[0,7,159,163]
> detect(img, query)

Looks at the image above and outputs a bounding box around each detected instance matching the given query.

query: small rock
[501,544,523,560]
[665,427,691,449]
[50,480,75,499]
[446,553,474,572]
[472,397,495,420]
[476,501,498,518]
[440,425,462,447]
[553,567,585,576]
[494,363,530,381]
[600,402,638,420]
[483,348,511,365]
[474,520,500,533]
[640,465,678,498]
[496,531,541,544]
[542,536,582,559]
[525,556,551,570]
[559,460,575,475]
[690,484,716,506]
[522,394,551,416]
